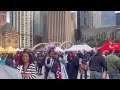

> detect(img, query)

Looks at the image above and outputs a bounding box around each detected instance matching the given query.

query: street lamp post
[94,27,97,48]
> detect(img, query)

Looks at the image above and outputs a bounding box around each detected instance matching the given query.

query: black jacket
[68,57,79,79]
[5,59,14,68]
[89,53,106,72]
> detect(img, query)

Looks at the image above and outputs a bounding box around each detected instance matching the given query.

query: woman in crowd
[18,52,36,79]
[59,54,69,79]
[37,53,44,75]
[46,52,68,79]
[45,51,55,79]
[67,52,79,79]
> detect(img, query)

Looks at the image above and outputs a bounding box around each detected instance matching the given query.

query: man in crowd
[89,49,106,79]
[106,50,120,79]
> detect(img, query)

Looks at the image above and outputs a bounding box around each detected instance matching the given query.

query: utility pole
[94,27,97,48]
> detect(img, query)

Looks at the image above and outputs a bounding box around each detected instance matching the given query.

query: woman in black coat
[67,53,79,79]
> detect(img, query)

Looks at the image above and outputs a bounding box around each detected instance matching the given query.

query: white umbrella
[0,65,22,79]
[16,48,22,51]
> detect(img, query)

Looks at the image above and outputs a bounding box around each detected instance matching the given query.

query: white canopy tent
[65,44,93,52]
[54,47,65,52]
[16,48,22,51]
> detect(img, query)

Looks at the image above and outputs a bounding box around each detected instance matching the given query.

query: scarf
[56,64,62,79]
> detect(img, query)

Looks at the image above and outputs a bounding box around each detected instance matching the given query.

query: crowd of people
[0,47,120,79]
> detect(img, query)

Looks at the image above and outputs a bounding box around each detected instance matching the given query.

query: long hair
[19,52,33,65]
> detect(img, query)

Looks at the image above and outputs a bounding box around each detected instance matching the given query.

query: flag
[56,65,62,79]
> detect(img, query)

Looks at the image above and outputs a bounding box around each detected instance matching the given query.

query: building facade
[0,11,6,27]
[71,12,77,29]
[0,23,19,48]
[33,11,43,46]
[101,11,116,27]
[82,25,120,41]
[116,13,120,25]
[79,11,93,29]
[43,11,74,48]
[92,11,116,28]
[0,11,19,48]
[92,11,102,28]
[76,11,93,41]
[10,11,33,48]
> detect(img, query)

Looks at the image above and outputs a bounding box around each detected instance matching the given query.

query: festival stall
[16,48,22,51]
[65,44,93,52]
[0,46,5,54]
[5,46,17,54]
[54,47,65,52]
[36,47,48,52]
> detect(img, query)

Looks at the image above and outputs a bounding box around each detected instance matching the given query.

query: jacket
[5,59,14,68]
[89,53,106,72]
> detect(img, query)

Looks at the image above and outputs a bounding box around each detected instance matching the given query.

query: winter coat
[45,58,56,79]
[89,53,106,72]
[5,59,14,68]
[68,56,79,79]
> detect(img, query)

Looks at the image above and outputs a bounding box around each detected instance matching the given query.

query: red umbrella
[100,43,120,51]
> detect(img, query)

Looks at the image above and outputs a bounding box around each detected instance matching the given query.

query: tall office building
[116,12,120,25]
[71,12,77,29]
[101,11,116,27]
[92,11,116,28]
[76,11,93,41]
[43,11,74,46]
[79,11,93,29]
[92,11,102,28]
[77,11,116,29]
[33,11,43,46]
[33,11,43,37]
[10,11,33,48]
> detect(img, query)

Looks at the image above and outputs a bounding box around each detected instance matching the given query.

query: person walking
[37,53,44,75]
[44,51,54,79]
[67,52,79,79]
[45,52,56,79]
[89,49,106,79]
[18,52,36,79]
[59,54,69,79]
[106,50,120,79]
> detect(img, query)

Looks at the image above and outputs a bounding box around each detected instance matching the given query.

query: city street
[36,66,91,79]
[36,66,109,79]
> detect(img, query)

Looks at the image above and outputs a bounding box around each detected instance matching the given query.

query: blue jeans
[90,71,103,79]
[108,72,120,79]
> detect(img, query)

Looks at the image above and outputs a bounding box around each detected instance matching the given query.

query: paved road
[36,66,109,79]
[36,66,90,79]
